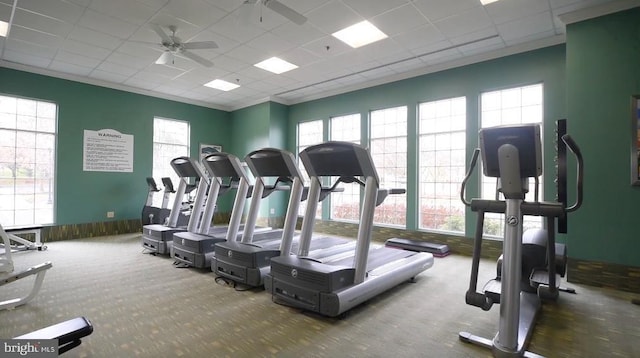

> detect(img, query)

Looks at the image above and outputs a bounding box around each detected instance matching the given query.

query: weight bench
[15,317,94,354]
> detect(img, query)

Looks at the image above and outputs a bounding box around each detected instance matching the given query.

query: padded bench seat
[16,317,93,354]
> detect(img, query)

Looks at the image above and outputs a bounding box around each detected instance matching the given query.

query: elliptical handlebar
[561,134,584,213]
[460,148,481,207]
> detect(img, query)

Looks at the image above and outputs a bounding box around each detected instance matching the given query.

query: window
[296,120,323,217]
[418,97,466,233]
[480,84,543,236]
[0,95,56,227]
[370,106,407,226]
[329,114,361,221]
[153,117,189,206]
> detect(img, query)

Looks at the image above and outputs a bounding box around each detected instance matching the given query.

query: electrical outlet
[107,211,115,218]
[270,208,275,215]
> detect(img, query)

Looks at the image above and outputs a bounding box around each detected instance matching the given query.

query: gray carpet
[1,234,639,357]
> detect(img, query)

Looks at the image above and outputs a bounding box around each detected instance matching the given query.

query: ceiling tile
[371,3,428,37]
[207,54,248,73]
[54,50,103,68]
[3,49,53,67]
[16,0,85,24]
[116,41,162,61]
[143,63,188,79]
[497,11,554,42]
[279,47,321,68]
[89,69,130,83]
[89,0,158,26]
[301,35,352,58]
[433,5,494,39]
[12,8,74,38]
[413,0,480,23]
[450,27,499,46]
[48,60,93,76]
[4,38,57,59]
[96,61,139,78]
[270,21,325,47]
[392,24,446,51]
[209,13,265,43]
[0,3,10,22]
[160,0,224,28]
[67,26,123,50]
[106,51,153,70]
[59,39,112,61]
[225,44,264,67]
[306,1,361,34]
[343,0,412,19]
[78,9,139,39]
[484,0,551,25]
[245,31,296,55]
[457,35,504,56]
[9,25,63,49]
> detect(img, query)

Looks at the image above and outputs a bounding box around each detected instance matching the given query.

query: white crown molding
[278,34,566,106]
[0,60,232,112]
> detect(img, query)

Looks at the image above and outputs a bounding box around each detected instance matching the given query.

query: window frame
[0,94,57,228]
[329,113,361,222]
[296,119,324,218]
[417,96,467,234]
[479,83,544,238]
[152,117,190,207]
[369,105,408,227]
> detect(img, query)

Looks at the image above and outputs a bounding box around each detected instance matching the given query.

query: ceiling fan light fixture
[155,51,174,65]
[0,21,9,37]
[254,57,298,74]
[204,79,240,91]
[332,20,387,48]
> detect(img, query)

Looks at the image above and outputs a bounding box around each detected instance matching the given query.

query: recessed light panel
[480,0,500,5]
[332,21,388,48]
[254,57,298,74]
[204,79,240,91]
[0,21,9,37]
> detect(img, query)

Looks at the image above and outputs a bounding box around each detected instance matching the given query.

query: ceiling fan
[150,24,217,67]
[243,0,307,25]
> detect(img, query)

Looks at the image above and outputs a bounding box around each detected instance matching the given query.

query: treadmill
[264,141,434,317]
[141,157,202,255]
[171,152,281,269]
[212,148,351,287]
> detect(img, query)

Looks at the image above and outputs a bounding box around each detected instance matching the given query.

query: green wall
[566,8,640,266]
[287,44,567,242]
[0,67,231,225]
[230,101,289,217]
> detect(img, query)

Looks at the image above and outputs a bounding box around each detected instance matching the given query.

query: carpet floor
[1,233,638,357]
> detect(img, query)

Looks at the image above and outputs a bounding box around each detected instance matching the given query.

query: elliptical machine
[459,122,583,357]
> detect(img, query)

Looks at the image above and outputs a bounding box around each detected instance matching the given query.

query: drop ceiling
[0,0,635,111]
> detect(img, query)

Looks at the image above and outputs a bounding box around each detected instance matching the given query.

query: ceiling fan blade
[150,23,172,44]
[155,51,173,65]
[264,0,307,25]
[179,50,213,67]
[182,41,218,50]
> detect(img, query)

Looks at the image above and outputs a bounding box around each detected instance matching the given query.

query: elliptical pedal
[483,278,502,304]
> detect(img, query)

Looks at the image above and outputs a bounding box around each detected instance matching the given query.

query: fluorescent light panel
[254,57,298,74]
[0,21,8,37]
[332,20,387,48]
[204,79,239,91]
[480,0,500,5]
